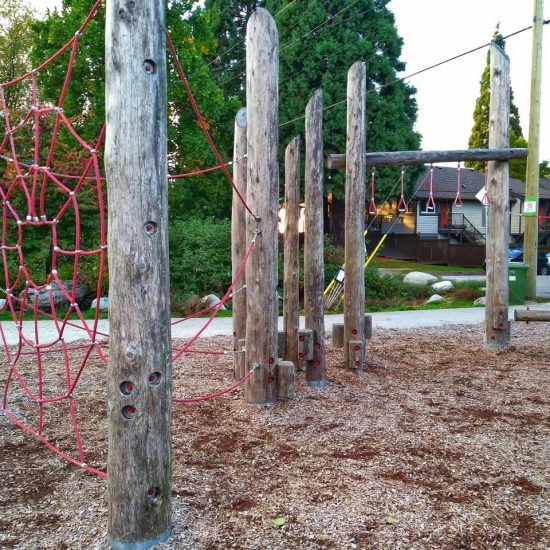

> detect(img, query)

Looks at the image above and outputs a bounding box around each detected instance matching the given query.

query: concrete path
[2,302,550,347]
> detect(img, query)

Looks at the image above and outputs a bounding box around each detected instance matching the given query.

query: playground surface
[1,322,549,549]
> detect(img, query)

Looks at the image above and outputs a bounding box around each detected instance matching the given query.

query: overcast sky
[28,0,550,162]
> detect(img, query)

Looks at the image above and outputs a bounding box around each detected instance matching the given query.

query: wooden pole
[514,309,550,322]
[283,136,300,366]
[244,8,279,405]
[327,148,528,170]
[343,62,366,370]
[304,90,326,386]
[523,0,544,298]
[105,0,172,547]
[485,43,511,348]
[232,107,247,379]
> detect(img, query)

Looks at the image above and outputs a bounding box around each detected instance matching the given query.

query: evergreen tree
[466,32,527,180]
[207,0,420,201]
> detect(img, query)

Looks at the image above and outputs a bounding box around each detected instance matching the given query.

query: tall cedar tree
[207,0,420,204]
[30,0,239,221]
[466,33,528,180]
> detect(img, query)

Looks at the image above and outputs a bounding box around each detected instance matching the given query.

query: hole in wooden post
[352,329,358,335]
[314,342,321,349]
[268,357,274,364]
[143,221,157,236]
[119,381,134,395]
[147,487,159,501]
[148,372,161,386]
[122,405,136,419]
[268,375,274,384]
[143,60,156,74]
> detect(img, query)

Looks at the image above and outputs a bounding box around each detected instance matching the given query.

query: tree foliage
[466,33,528,181]
[30,0,239,220]
[207,0,420,200]
[0,0,34,108]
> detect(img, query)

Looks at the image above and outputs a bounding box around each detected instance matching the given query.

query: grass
[366,299,484,313]
[372,257,484,274]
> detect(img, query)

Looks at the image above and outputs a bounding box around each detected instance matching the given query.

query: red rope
[173,368,256,403]
[166,32,257,219]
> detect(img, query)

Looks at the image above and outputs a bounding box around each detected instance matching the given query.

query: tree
[29,0,240,221]
[466,32,527,180]
[0,0,34,109]
[207,1,420,201]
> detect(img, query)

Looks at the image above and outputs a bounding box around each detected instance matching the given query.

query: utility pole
[524,0,544,298]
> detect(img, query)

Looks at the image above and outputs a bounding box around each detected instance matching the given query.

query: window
[418,199,438,215]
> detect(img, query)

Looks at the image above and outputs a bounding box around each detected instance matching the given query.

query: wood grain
[304,90,326,387]
[105,0,172,545]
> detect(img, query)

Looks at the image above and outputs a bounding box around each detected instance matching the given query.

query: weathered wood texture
[232,108,247,380]
[332,323,344,348]
[304,90,326,387]
[276,360,296,400]
[514,310,550,322]
[343,62,366,370]
[105,0,172,546]
[277,330,286,358]
[485,44,511,348]
[327,148,528,170]
[237,338,246,380]
[298,328,314,362]
[523,0,544,298]
[283,136,300,366]
[244,9,279,404]
[364,314,373,340]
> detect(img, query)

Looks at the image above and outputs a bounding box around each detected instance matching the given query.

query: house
[371,166,550,266]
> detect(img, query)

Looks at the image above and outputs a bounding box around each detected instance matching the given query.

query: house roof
[414,166,550,200]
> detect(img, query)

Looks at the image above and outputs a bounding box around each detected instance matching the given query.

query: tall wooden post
[232,107,247,379]
[244,9,279,405]
[283,136,300,366]
[343,62,366,369]
[304,90,326,387]
[485,43,510,348]
[105,0,172,547]
[524,0,544,298]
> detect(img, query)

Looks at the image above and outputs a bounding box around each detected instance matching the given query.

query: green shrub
[169,217,232,310]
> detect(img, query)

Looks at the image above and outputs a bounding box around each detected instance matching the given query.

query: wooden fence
[367,233,485,268]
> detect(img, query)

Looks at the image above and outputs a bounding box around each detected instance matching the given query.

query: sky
[29,0,550,163]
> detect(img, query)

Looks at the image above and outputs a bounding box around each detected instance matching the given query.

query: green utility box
[508,262,528,305]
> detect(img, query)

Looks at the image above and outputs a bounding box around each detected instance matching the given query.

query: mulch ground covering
[1,323,549,549]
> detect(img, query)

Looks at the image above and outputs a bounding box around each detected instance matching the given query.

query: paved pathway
[2,302,550,346]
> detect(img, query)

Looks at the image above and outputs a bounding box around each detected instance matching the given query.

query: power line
[279,21,545,129]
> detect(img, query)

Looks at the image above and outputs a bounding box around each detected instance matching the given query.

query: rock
[22,281,93,312]
[474,297,486,306]
[432,280,454,293]
[91,297,109,311]
[201,293,226,310]
[403,271,438,285]
[480,287,486,292]
[426,294,444,304]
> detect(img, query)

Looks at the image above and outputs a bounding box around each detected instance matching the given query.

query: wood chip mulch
[1,322,549,549]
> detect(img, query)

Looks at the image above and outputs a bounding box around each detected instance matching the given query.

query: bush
[169,217,232,310]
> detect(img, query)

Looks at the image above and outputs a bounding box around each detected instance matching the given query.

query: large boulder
[432,280,454,293]
[91,297,109,311]
[22,281,93,312]
[426,294,444,304]
[474,297,486,306]
[201,293,226,310]
[404,271,438,285]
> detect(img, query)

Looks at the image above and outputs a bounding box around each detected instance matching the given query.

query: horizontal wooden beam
[514,310,550,322]
[327,148,528,169]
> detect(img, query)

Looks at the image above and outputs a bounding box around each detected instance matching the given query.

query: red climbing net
[1,1,256,477]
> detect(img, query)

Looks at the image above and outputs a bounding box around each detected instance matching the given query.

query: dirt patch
[1,323,549,549]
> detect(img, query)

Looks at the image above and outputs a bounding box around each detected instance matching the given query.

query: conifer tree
[466,32,527,180]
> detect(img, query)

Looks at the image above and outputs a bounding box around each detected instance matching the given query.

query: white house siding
[416,203,438,237]
[457,202,486,235]
[510,199,524,235]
